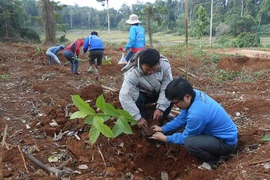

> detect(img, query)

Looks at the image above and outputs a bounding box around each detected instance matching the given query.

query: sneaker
[74,72,80,75]
[198,161,221,171]
[198,162,212,171]
[88,66,96,73]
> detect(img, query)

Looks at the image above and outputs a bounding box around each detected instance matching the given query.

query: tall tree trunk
[5,21,9,38]
[185,0,189,80]
[241,0,244,16]
[209,0,213,47]
[40,0,56,44]
[147,8,153,47]
[70,9,73,28]
[88,12,91,28]
[106,0,111,43]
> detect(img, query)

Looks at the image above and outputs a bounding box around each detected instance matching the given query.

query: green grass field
[52,29,270,48]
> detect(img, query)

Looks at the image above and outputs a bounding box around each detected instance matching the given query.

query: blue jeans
[64,50,79,73]
[46,50,61,65]
[125,51,136,62]
[184,134,237,165]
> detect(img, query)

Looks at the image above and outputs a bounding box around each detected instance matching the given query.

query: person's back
[63,39,84,75]
[124,14,146,62]
[48,45,63,54]
[128,25,145,49]
[46,45,65,65]
[83,31,105,76]
[87,35,104,51]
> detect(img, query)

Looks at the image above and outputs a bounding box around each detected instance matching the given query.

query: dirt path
[206,48,270,59]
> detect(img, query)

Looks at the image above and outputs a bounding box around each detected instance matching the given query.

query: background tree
[96,0,111,43]
[39,0,56,44]
[0,0,25,38]
[194,5,209,48]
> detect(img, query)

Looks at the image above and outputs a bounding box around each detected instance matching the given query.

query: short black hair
[91,31,98,36]
[139,48,160,66]
[165,78,193,101]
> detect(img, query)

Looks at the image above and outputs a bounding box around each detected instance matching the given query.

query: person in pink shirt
[64,38,84,75]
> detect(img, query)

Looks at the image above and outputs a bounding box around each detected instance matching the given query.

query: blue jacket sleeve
[162,110,187,133]
[125,27,136,50]
[165,113,207,145]
[83,37,89,53]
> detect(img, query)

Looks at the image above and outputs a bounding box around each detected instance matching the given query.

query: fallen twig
[101,85,117,92]
[97,146,106,168]
[18,145,29,173]
[224,101,243,110]
[9,130,23,139]
[179,68,199,79]
[0,125,8,179]
[24,146,73,179]
[248,159,270,166]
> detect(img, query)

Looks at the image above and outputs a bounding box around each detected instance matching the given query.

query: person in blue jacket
[83,31,104,76]
[150,78,238,170]
[123,14,145,62]
[46,45,65,65]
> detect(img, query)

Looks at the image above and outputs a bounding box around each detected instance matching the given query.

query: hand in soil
[151,125,162,132]
[137,117,148,129]
[149,132,167,142]
[142,126,154,138]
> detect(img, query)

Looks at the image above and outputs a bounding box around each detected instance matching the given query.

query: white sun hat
[126,14,141,24]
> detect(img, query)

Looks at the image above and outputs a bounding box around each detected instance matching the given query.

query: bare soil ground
[0,43,270,180]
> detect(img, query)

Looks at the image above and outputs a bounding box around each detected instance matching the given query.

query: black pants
[135,91,173,120]
[184,134,237,165]
[89,50,104,66]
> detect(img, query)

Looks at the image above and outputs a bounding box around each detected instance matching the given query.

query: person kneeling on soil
[64,38,84,75]
[83,31,104,76]
[119,48,173,129]
[150,77,238,170]
[46,44,65,65]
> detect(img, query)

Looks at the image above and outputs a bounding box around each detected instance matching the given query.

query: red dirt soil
[0,43,270,180]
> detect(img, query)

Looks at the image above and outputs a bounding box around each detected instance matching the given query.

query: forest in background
[0,0,270,47]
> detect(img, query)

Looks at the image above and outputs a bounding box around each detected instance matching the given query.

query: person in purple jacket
[150,77,238,170]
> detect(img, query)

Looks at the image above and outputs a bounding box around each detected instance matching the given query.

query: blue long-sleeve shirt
[83,35,104,53]
[48,46,63,54]
[162,90,238,145]
[125,25,145,51]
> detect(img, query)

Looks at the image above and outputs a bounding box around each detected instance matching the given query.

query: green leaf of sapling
[89,125,100,145]
[71,95,95,114]
[104,103,121,117]
[70,111,89,119]
[93,116,113,138]
[118,116,133,134]
[96,95,106,112]
[118,109,134,119]
[85,113,111,125]
[262,134,270,141]
[112,123,122,138]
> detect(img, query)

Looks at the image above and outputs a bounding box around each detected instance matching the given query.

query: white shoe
[198,162,212,171]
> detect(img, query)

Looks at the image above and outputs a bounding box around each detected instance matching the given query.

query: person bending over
[119,48,173,129]
[150,78,238,170]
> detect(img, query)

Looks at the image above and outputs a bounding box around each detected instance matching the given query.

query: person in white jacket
[119,48,173,128]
